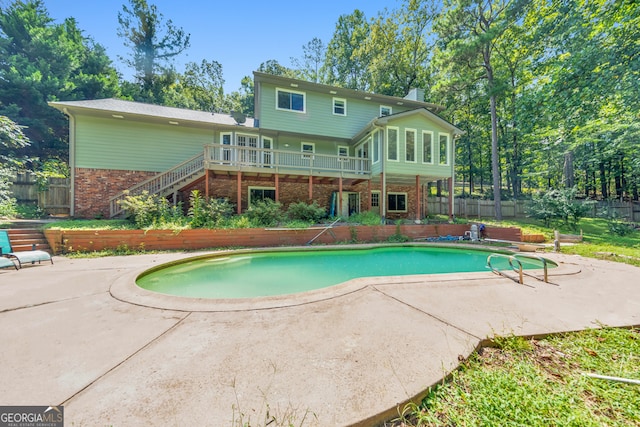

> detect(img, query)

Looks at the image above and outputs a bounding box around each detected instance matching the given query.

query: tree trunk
[563,151,574,188]
[599,161,608,199]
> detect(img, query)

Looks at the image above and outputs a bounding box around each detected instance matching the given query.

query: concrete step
[6,228,51,253]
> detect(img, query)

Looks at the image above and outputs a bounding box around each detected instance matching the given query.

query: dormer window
[380,105,392,116]
[276,88,305,113]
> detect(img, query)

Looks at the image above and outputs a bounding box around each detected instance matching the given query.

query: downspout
[376,124,386,224]
[63,108,75,217]
[451,132,457,221]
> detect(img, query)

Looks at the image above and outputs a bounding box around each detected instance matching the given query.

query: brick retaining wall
[44,225,521,254]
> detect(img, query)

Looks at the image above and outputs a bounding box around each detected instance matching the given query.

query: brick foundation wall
[75,167,439,220]
[75,168,157,218]
[189,175,422,218]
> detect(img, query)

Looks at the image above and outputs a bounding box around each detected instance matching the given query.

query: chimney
[404,88,425,102]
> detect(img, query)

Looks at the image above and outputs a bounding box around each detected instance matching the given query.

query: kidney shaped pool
[136,246,553,299]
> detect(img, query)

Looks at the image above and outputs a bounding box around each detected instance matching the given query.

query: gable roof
[352,108,464,142]
[254,72,444,113]
[49,98,256,128]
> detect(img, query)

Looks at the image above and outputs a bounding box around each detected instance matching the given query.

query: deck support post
[448,177,454,221]
[338,176,343,217]
[205,169,209,199]
[275,173,279,202]
[367,179,372,211]
[308,175,313,201]
[415,175,421,221]
[237,172,242,214]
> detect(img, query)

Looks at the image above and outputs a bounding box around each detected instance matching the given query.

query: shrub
[207,197,235,225]
[526,187,592,229]
[118,191,160,228]
[188,190,208,228]
[346,210,382,226]
[245,199,284,227]
[286,201,326,223]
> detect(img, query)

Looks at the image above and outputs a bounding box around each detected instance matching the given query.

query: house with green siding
[50,71,463,220]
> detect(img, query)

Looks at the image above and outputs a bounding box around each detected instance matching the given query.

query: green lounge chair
[0,230,53,268]
[0,255,17,270]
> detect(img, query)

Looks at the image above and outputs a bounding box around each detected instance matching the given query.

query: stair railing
[109,152,204,218]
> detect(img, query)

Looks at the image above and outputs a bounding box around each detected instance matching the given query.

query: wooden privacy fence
[427,197,640,222]
[10,172,70,216]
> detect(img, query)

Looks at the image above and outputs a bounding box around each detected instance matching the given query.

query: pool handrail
[487,253,552,285]
[513,253,550,283]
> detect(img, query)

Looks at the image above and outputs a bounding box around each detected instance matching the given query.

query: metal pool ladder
[487,253,553,285]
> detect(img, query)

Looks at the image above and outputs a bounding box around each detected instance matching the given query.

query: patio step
[5,228,51,253]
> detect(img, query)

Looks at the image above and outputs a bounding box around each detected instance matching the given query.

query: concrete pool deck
[1,247,639,426]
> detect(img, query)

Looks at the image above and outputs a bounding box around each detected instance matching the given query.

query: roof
[253,72,444,113]
[48,98,256,128]
[352,108,465,142]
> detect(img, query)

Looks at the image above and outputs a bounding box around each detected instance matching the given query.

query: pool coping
[110,242,581,312]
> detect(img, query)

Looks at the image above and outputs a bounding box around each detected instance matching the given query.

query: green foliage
[187,190,208,228]
[118,191,160,228]
[526,187,592,229]
[346,210,382,226]
[387,220,410,243]
[0,1,119,161]
[117,190,184,229]
[400,327,640,426]
[0,193,17,219]
[244,199,284,227]
[43,219,134,230]
[286,201,326,223]
[117,0,190,100]
[15,202,45,219]
[187,190,234,228]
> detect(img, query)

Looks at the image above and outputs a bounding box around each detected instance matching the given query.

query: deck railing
[109,152,204,217]
[204,143,371,176]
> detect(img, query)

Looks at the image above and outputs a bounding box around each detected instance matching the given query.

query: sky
[42,0,401,93]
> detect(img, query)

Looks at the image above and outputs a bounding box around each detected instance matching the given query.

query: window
[249,187,276,205]
[371,192,380,208]
[373,130,381,164]
[262,137,273,166]
[301,142,315,158]
[405,129,416,162]
[380,105,392,116]
[333,98,346,116]
[387,193,407,212]
[439,134,450,165]
[221,132,232,162]
[337,145,349,157]
[422,131,433,164]
[276,88,305,112]
[387,127,398,161]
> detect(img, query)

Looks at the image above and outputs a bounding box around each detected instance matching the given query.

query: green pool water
[136,246,550,299]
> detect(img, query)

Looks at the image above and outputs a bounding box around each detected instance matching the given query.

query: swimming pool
[136,246,551,299]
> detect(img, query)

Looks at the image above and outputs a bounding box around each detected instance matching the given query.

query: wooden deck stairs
[108,152,205,218]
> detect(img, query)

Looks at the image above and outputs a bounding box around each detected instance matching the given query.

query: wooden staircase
[109,152,205,218]
[6,228,51,253]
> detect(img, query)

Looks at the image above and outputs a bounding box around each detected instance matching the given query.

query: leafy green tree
[0,0,119,161]
[324,9,372,90]
[360,0,438,96]
[291,37,326,83]
[117,0,190,102]
[0,115,30,215]
[435,0,527,219]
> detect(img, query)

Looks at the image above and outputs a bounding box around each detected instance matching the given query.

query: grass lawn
[389,216,639,426]
[391,327,640,426]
